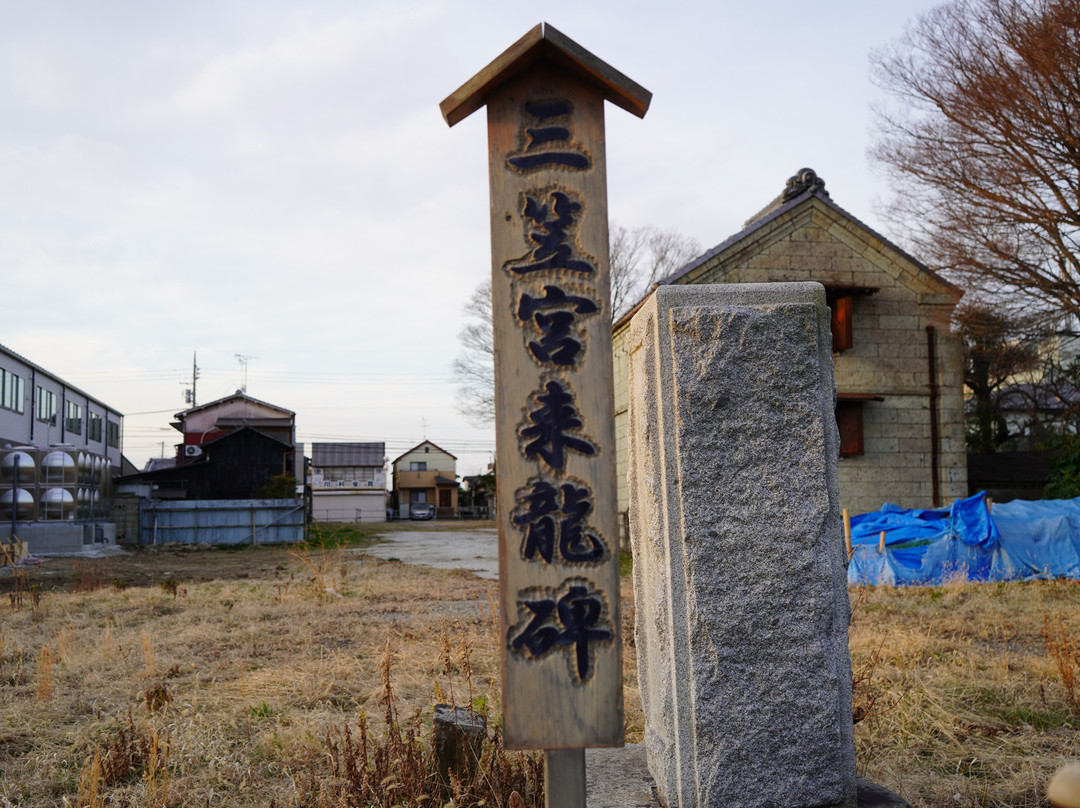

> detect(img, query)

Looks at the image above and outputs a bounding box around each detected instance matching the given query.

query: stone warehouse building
[612,169,967,530]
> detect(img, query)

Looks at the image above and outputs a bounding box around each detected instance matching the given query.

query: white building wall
[312,491,386,523]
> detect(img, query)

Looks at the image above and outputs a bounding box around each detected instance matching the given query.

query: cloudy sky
[0,0,942,476]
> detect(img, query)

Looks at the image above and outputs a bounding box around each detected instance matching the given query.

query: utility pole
[185,352,200,407]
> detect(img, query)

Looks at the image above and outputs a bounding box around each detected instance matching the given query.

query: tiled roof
[613,168,961,331]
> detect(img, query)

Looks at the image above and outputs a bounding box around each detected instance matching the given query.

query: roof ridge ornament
[782,168,828,202]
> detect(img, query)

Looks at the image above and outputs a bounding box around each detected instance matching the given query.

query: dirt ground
[0,519,495,593]
[1,543,298,592]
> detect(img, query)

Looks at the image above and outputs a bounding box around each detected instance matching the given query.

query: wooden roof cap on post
[439,22,652,127]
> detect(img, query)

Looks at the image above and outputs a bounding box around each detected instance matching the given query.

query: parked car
[409,503,436,520]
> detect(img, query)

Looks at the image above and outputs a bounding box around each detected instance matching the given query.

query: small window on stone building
[836,400,864,457]
[824,285,878,354]
[831,295,853,352]
[835,393,885,458]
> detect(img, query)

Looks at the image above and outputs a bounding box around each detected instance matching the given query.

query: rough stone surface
[626,283,856,808]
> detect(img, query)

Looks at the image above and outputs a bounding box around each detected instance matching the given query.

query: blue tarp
[848,492,1080,585]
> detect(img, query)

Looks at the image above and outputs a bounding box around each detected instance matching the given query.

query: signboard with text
[442,23,650,750]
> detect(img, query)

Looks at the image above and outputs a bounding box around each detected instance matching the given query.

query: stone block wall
[612,196,967,526]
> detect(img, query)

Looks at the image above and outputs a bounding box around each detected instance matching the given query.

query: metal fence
[311,508,387,523]
[967,450,1056,502]
[138,499,305,546]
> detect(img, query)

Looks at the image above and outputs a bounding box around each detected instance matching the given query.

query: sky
[0,0,944,478]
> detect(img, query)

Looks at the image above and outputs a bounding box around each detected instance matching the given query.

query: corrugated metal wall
[138,499,305,546]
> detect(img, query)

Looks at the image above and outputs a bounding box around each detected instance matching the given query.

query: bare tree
[609,224,701,321]
[871,0,1080,317]
[956,301,1045,451]
[451,280,495,427]
[608,224,652,322]
[452,224,700,424]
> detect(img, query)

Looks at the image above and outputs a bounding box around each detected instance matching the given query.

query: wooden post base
[545,749,586,808]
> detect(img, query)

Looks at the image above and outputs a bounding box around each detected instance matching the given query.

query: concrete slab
[363,527,499,580]
[585,745,911,808]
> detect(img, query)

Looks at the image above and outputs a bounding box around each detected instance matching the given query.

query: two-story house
[310,442,387,523]
[613,169,967,536]
[391,440,458,518]
[118,392,299,500]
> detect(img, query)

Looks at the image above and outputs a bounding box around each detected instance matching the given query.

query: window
[409,491,427,504]
[1,370,24,413]
[36,387,57,425]
[88,412,103,441]
[830,295,853,352]
[107,420,120,448]
[409,461,427,471]
[836,400,864,457]
[323,466,377,482]
[824,285,878,353]
[835,393,884,457]
[65,401,82,435]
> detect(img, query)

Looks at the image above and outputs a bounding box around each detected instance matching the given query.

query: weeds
[36,646,53,701]
[9,567,42,616]
[248,701,275,719]
[73,559,108,593]
[144,683,171,712]
[301,640,544,807]
[76,714,172,804]
[849,607,911,773]
[289,544,347,602]
[1041,613,1080,714]
[305,521,381,549]
[141,630,156,676]
[77,748,104,808]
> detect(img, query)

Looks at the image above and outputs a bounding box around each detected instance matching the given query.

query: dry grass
[851,577,1080,807]
[2,532,1077,807]
[0,533,557,807]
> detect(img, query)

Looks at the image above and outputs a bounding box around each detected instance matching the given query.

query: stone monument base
[585,745,911,808]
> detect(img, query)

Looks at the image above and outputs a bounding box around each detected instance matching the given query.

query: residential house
[119,427,297,501]
[172,392,296,452]
[391,440,458,518]
[117,392,299,500]
[310,442,387,523]
[0,342,123,551]
[613,169,967,532]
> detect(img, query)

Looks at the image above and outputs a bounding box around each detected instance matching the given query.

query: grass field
[0,524,1078,807]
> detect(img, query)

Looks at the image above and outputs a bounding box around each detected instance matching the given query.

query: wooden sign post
[441,23,650,805]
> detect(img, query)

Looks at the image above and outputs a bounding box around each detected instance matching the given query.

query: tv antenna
[236,353,258,393]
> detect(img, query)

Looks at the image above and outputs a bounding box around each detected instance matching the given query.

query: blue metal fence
[138,499,305,546]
